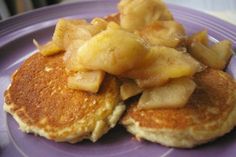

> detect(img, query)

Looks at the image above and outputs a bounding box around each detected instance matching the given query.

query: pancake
[121,68,236,148]
[4,53,125,143]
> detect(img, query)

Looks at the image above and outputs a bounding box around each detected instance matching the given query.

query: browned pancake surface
[5,53,120,140]
[122,69,236,131]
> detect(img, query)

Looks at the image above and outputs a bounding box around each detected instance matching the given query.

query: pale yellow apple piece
[210,40,232,68]
[159,8,174,20]
[118,0,173,31]
[120,79,143,100]
[63,39,86,71]
[91,18,108,31]
[33,39,63,56]
[190,41,232,70]
[52,18,107,50]
[187,30,208,46]
[52,19,88,49]
[138,77,196,109]
[107,22,121,30]
[126,46,202,88]
[75,29,150,75]
[67,70,105,93]
[104,13,120,24]
[137,21,185,48]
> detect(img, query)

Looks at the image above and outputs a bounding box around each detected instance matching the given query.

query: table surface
[62,0,236,25]
[165,0,236,25]
[0,0,236,157]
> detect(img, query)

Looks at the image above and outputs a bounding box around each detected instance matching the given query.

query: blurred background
[0,0,236,25]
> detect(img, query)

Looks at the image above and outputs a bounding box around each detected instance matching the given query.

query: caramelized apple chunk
[107,22,121,30]
[159,8,174,20]
[118,0,173,31]
[187,30,208,46]
[120,79,143,100]
[127,46,202,88]
[137,21,185,48]
[33,40,63,56]
[74,29,151,75]
[67,70,105,93]
[52,19,88,49]
[91,18,108,31]
[190,40,232,70]
[210,40,232,67]
[52,18,108,50]
[190,42,223,69]
[63,39,86,71]
[138,77,196,109]
[72,29,201,88]
[104,13,120,24]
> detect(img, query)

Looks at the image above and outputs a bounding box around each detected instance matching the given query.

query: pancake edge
[121,91,236,148]
[4,99,126,143]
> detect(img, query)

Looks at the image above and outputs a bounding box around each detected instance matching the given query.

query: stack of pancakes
[4,52,236,148]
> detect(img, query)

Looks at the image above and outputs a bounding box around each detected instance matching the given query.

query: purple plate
[1,0,236,157]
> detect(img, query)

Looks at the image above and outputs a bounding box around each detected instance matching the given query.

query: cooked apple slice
[71,29,201,88]
[62,24,95,50]
[67,70,105,93]
[91,18,108,31]
[190,42,220,68]
[120,79,143,100]
[127,46,202,88]
[159,8,173,20]
[75,29,150,75]
[137,21,185,48]
[107,22,121,30]
[190,41,232,69]
[64,39,86,71]
[118,0,172,31]
[138,77,196,109]
[52,19,88,49]
[33,40,63,56]
[52,18,108,50]
[187,30,208,47]
[210,40,232,68]
[104,13,120,24]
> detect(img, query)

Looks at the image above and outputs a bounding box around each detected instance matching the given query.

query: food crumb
[44,67,53,72]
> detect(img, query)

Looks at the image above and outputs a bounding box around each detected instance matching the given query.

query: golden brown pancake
[4,53,125,143]
[122,68,236,148]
